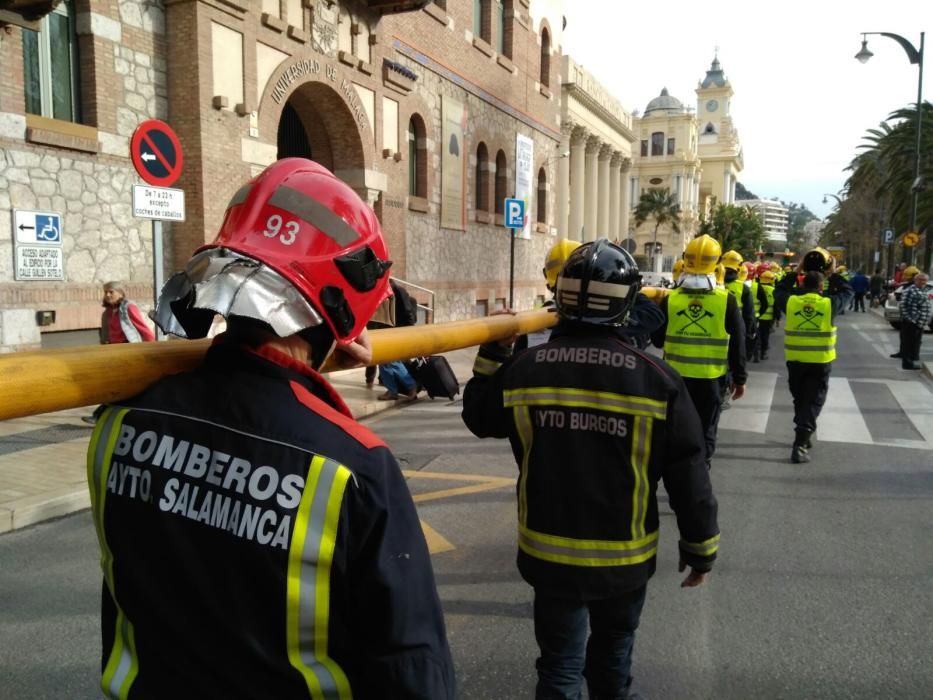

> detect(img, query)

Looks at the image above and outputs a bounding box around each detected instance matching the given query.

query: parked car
[883,281,933,330]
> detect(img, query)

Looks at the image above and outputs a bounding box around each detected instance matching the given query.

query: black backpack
[391,281,418,327]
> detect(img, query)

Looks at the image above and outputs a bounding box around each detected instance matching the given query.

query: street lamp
[855,31,925,268]
[822,193,843,207]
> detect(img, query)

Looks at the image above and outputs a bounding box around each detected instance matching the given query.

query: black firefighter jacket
[462,323,719,600]
[87,339,454,700]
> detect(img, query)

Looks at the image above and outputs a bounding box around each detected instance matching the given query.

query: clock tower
[695,54,743,209]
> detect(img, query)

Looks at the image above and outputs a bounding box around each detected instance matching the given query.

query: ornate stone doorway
[275,81,365,176]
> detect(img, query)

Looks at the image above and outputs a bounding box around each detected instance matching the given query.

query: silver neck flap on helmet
[155,248,323,339]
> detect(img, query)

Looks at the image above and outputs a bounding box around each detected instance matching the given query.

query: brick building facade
[0,0,563,351]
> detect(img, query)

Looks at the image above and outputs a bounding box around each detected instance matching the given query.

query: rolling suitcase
[405,356,460,400]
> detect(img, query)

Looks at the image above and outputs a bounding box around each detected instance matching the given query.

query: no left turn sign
[131,119,184,187]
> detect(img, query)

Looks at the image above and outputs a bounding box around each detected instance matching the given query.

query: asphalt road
[1,309,931,699]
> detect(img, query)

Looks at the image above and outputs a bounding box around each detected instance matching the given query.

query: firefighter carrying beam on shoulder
[462,239,719,700]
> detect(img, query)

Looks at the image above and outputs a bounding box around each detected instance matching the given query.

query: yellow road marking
[403,471,514,504]
[420,519,455,554]
[403,470,515,554]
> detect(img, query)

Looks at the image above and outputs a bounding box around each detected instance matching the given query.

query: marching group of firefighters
[84,158,924,700]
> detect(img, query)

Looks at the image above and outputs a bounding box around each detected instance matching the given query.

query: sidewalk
[0,347,478,535]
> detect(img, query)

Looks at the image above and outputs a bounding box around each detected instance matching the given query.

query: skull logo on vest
[675,298,714,336]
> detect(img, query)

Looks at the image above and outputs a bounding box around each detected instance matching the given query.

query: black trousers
[683,377,723,466]
[853,293,866,312]
[787,361,831,437]
[901,322,924,365]
[758,320,773,354]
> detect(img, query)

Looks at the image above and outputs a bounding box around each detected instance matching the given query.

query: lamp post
[855,31,925,269]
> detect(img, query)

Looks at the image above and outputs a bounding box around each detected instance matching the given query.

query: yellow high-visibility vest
[664,288,730,379]
[759,284,775,321]
[784,293,836,363]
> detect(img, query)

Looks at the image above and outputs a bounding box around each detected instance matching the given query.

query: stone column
[597,145,612,238]
[609,151,623,241]
[584,135,601,242]
[557,122,573,238]
[568,127,587,241]
[618,157,633,244]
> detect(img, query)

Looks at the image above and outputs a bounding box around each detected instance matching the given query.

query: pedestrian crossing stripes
[719,371,933,450]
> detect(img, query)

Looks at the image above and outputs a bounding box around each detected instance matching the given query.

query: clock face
[706,99,719,112]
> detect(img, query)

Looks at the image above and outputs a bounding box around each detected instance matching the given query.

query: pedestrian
[898,271,931,370]
[462,239,719,700]
[893,262,907,285]
[650,235,747,469]
[869,268,885,308]
[513,238,665,353]
[849,269,869,312]
[780,249,853,464]
[367,279,420,401]
[99,281,155,344]
[82,282,156,424]
[87,159,455,699]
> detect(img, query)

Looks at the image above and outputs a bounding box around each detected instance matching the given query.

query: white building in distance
[743,198,789,248]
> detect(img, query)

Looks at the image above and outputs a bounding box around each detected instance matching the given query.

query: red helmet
[159,158,392,344]
[756,263,770,277]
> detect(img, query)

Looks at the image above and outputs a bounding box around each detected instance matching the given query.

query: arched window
[475,142,489,213]
[540,27,551,87]
[408,115,427,198]
[536,167,547,224]
[494,150,507,215]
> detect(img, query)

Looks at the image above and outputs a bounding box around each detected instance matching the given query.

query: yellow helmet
[759,271,776,284]
[683,235,722,274]
[721,249,744,271]
[801,247,832,273]
[737,265,748,282]
[837,265,848,274]
[544,239,582,288]
[714,263,725,287]
[903,265,920,282]
[672,258,685,278]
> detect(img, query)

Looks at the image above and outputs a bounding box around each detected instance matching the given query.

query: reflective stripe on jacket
[664,288,730,379]
[785,293,836,363]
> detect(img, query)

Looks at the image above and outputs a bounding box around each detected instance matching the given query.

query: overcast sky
[561,0,930,220]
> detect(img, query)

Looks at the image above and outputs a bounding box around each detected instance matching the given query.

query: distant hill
[735,182,758,200]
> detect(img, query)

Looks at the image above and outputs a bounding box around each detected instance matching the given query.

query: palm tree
[634,188,681,271]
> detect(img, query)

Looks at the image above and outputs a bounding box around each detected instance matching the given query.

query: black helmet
[555,239,641,326]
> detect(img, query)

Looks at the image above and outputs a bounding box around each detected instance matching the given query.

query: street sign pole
[509,227,516,309]
[503,197,525,309]
[152,220,164,341]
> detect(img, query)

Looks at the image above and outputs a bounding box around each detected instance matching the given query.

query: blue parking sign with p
[505,198,524,229]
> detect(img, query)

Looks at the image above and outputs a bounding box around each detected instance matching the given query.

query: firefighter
[756,270,778,360]
[774,246,852,321]
[721,250,758,362]
[784,270,848,463]
[650,235,747,469]
[671,258,685,288]
[462,239,719,700]
[518,238,664,353]
[87,159,455,699]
